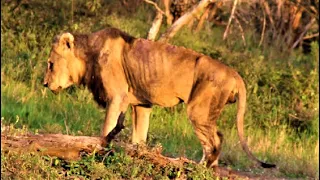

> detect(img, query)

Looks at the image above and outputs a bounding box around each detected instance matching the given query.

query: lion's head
[43,33,86,93]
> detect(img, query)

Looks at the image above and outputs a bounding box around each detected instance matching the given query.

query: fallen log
[1,128,194,167]
[1,133,107,160]
[1,126,280,179]
[0,132,245,178]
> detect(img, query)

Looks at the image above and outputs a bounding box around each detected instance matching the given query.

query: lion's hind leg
[187,85,230,168]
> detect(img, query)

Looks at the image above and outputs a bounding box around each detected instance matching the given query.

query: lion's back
[123,39,201,106]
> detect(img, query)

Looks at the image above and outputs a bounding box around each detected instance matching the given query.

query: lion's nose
[43,82,48,87]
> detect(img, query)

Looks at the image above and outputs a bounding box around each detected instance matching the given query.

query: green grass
[1,142,215,179]
[1,0,319,179]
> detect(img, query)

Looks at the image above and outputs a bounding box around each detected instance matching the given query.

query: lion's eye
[49,62,54,71]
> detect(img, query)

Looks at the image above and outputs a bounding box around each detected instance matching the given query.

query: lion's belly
[143,79,193,107]
[149,91,182,107]
[128,80,191,107]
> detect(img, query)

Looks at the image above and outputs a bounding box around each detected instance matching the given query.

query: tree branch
[234,17,246,46]
[158,0,214,42]
[262,0,275,29]
[303,32,319,40]
[223,0,238,40]
[144,0,165,41]
[144,0,165,14]
[291,18,316,49]
[147,12,163,41]
[259,10,266,47]
[195,3,213,33]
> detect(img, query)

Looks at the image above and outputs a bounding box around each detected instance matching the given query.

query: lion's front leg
[105,112,125,143]
[131,105,152,144]
[101,96,129,138]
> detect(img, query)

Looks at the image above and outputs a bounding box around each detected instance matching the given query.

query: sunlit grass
[1,0,318,179]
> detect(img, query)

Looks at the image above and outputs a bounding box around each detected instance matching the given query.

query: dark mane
[74,34,90,50]
[73,34,90,62]
[104,27,135,44]
[75,27,135,108]
[85,28,135,54]
[73,27,135,56]
[83,52,107,108]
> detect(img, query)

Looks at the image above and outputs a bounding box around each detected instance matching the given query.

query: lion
[43,27,275,168]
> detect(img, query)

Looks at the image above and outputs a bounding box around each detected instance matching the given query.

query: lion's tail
[236,75,276,168]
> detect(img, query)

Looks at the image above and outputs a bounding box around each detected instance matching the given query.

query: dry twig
[195,3,213,33]
[291,18,316,49]
[144,0,165,14]
[303,32,319,40]
[64,119,69,135]
[234,17,246,46]
[259,10,266,47]
[223,0,238,40]
[262,0,275,29]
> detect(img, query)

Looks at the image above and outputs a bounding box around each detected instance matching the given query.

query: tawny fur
[43,27,275,168]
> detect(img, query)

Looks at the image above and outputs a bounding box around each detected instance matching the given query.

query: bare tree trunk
[1,132,194,167]
[1,133,107,160]
[158,0,213,42]
[148,12,164,41]
[163,0,174,25]
[144,0,166,41]
[194,3,212,33]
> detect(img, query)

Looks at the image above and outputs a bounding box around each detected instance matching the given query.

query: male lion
[43,27,275,168]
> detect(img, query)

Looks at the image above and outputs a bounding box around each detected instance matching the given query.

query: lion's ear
[59,33,74,50]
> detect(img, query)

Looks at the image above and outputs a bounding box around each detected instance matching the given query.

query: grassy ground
[1,1,319,179]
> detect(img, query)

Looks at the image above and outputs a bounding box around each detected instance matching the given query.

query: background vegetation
[1,0,318,179]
